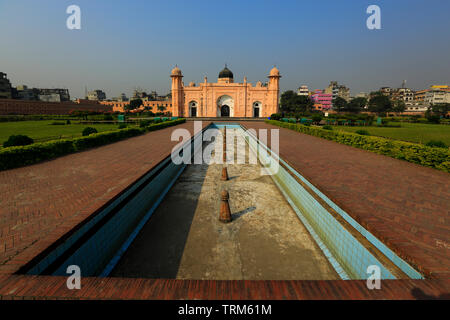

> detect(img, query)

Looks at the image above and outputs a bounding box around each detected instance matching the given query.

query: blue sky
[1,0,449,99]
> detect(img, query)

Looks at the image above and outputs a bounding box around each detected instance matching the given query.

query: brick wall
[100,100,173,113]
[0,99,113,115]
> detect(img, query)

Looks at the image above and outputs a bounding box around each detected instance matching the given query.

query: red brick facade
[0,99,112,115]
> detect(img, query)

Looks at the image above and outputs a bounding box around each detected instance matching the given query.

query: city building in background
[311,89,333,111]
[393,88,414,105]
[297,85,309,96]
[380,87,394,97]
[414,89,428,103]
[354,92,369,99]
[38,93,61,102]
[425,85,450,104]
[0,72,13,99]
[112,93,129,102]
[87,90,107,101]
[16,85,36,100]
[38,88,70,102]
[325,81,350,102]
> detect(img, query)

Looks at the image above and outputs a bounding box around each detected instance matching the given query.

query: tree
[82,127,98,136]
[345,97,367,113]
[425,103,449,123]
[391,100,406,113]
[332,97,348,112]
[125,98,143,111]
[3,135,34,147]
[429,103,449,118]
[157,105,167,113]
[280,90,313,114]
[368,92,392,115]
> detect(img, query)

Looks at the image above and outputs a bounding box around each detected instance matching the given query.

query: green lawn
[0,121,132,146]
[332,122,450,145]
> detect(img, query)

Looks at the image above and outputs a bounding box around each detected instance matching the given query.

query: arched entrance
[217,95,234,117]
[253,101,262,118]
[221,105,230,117]
[189,101,197,117]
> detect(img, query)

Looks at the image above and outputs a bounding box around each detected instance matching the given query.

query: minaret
[171,66,183,117]
[268,66,281,115]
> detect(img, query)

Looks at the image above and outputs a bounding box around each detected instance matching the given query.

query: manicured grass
[332,122,450,146]
[0,121,134,146]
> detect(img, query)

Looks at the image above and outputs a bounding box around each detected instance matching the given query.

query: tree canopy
[125,98,143,111]
[368,92,392,115]
[280,90,313,114]
[332,97,348,112]
[345,97,367,113]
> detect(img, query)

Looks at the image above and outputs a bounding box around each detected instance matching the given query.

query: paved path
[111,135,338,280]
[0,122,206,274]
[241,122,450,278]
[0,119,448,299]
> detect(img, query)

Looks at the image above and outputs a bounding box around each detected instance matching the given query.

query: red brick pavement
[0,120,448,300]
[241,122,450,279]
[0,275,448,300]
[0,121,208,274]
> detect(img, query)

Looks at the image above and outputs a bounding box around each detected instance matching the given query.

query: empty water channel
[19,123,423,280]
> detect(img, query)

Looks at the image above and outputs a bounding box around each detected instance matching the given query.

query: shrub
[0,118,187,171]
[355,130,370,136]
[265,120,450,173]
[147,118,186,132]
[66,120,71,125]
[0,140,75,170]
[51,121,66,125]
[103,115,114,121]
[73,128,144,151]
[312,115,323,123]
[426,115,441,124]
[82,127,98,136]
[139,120,152,128]
[3,135,34,147]
[322,125,333,130]
[426,140,448,149]
[270,113,281,120]
[118,123,127,129]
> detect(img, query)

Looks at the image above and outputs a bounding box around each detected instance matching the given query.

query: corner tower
[171,66,183,116]
[268,66,281,115]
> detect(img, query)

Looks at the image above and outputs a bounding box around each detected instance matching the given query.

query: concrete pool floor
[111,135,339,280]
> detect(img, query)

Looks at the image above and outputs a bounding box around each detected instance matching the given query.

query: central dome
[218,65,233,79]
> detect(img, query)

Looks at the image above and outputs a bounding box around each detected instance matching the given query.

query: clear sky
[1,0,449,99]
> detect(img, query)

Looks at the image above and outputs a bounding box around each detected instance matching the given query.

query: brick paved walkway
[0,275,448,300]
[242,122,450,279]
[0,122,207,274]
[0,120,448,299]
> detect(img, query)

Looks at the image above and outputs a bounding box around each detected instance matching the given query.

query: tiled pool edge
[241,125,423,280]
[21,125,208,277]
[20,121,423,281]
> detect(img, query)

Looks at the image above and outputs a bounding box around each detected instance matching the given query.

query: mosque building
[171,65,281,117]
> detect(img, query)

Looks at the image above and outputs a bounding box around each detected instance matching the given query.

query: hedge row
[0,118,186,171]
[265,120,450,173]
